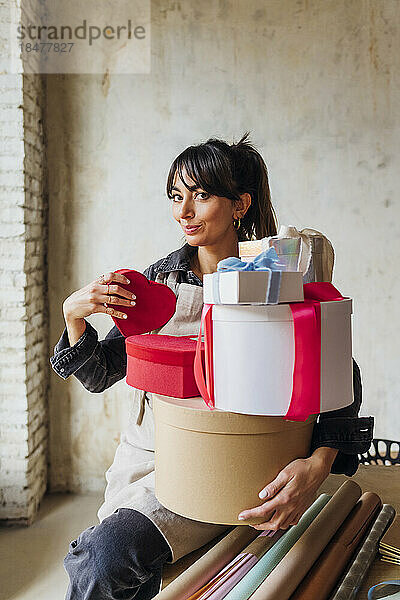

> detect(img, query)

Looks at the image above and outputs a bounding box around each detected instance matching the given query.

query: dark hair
[166,132,277,241]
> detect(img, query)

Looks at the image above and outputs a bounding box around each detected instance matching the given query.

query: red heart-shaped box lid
[111,269,177,336]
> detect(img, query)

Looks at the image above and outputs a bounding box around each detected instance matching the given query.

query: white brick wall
[0,1,48,524]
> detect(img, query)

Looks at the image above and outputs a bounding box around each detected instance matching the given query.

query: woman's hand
[237,447,338,531]
[63,271,136,322]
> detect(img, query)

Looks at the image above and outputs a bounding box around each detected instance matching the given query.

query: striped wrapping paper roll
[330,504,396,600]
[189,530,285,600]
[154,526,259,600]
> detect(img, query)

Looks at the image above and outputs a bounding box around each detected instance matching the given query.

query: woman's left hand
[237,447,338,531]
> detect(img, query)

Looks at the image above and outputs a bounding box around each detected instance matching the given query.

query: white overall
[97,271,230,563]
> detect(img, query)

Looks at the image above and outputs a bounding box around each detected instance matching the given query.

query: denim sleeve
[50,319,126,393]
[310,358,374,476]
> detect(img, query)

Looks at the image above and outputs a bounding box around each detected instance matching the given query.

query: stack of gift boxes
[125,233,354,525]
[116,232,394,600]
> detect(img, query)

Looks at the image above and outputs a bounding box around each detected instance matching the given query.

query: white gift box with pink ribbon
[194,283,354,420]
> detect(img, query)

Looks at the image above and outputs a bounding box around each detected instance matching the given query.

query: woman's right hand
[63,271,136,322]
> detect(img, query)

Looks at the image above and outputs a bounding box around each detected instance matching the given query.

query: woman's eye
[171,192,208,202]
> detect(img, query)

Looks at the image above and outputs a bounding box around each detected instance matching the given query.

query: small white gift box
[203,270,304,305]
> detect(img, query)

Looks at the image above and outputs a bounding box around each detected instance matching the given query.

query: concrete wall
[47,0,400,493]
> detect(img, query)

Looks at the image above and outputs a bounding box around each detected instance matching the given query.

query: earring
[233,217,241,230]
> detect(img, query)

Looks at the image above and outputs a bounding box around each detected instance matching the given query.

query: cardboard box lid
[126,334,204,366]
[153,394,316,435]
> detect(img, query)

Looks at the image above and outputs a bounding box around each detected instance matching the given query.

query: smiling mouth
[182,224,202,233]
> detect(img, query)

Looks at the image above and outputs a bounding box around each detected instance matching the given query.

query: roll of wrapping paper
[330,504,396,600]
[290,492,382,600]
[190,530,285,600]
[248,479,362,600]
[222,493,332,600]
[154,525,259,600]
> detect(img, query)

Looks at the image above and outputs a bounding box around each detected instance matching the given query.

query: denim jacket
[50,243,374,477]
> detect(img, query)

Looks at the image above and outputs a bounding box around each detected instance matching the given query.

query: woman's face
[171,169,237,247]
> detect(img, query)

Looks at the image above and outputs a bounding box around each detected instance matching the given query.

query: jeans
[64,508,172,600]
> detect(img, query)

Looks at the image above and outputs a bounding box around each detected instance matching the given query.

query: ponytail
[230,132,277,241]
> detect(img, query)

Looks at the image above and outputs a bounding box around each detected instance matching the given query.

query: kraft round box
[153,394,316,526]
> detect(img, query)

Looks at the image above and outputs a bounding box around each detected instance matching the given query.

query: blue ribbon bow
[217,247,285,272]
[213,247,286,304]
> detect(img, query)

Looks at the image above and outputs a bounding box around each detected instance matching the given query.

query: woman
[50,133,373,600]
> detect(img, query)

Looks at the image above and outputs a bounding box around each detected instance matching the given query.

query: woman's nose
[179,198,195,219]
